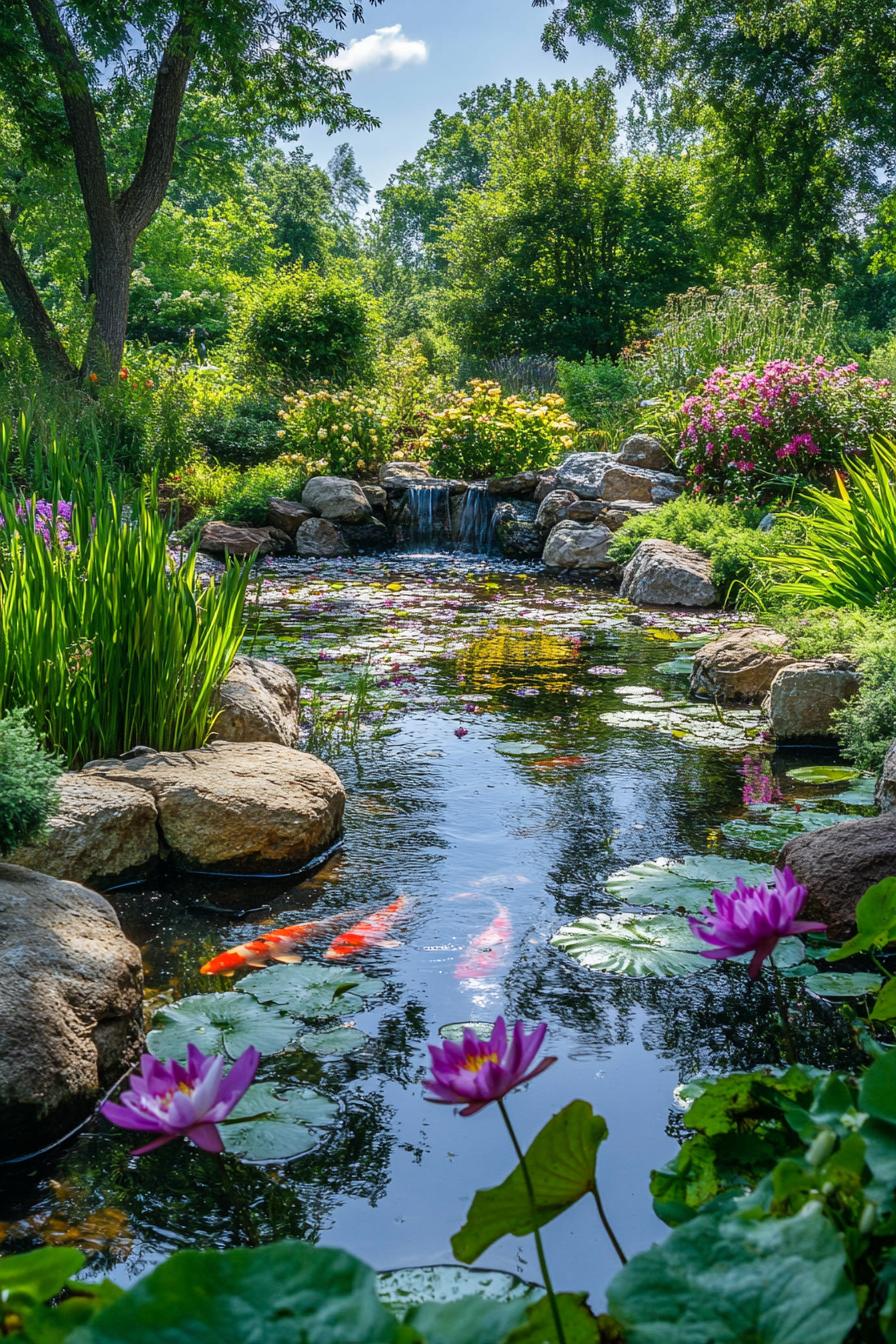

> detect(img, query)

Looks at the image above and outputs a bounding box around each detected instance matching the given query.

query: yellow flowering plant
[421,380,578,479]
[278,384,391,478]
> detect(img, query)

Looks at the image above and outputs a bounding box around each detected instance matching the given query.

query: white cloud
[327,24,428,73]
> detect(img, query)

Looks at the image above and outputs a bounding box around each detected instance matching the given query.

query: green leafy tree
[0,1,382,383]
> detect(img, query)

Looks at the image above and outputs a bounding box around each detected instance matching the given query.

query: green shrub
[608,495,767,602]
[0,482,250,766]
[422,380,578,479]
[556,355,641,443]
[193,391,284,467]
[238,264,381,388]
[175,454,309,527]
[763,438,896,607]
[0,709,62,857]
[833,632,896,770]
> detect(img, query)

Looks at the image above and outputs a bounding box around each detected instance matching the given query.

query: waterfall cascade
[403,482,453,550]
[455,482,497,554]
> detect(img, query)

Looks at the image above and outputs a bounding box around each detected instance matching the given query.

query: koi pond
[0,555,874,1296]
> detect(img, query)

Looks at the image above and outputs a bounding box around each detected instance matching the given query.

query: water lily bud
[859,1202,877,1236]
[807,1129,837,1167]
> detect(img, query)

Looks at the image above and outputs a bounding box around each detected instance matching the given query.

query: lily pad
[222,1082,339,1163]
[239,961,385,1020]
[147,993,299,1062]
[439,1021,496,1043]
[299,1026,367,1056]
[805,972,883,999]
[828,776,878,807]
[786,766,862,785]
[605,856,773,915]
[656,655,695,676]
[552,912,714,978]
[377,1265,538,1310]
[720,809,834,852]
[601,706,760,751]
[495,740,550,757]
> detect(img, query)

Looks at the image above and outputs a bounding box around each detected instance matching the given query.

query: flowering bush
[0,498,74,549]
[679,358,896,501]
[278,385,392,477]
[421,380,578,480]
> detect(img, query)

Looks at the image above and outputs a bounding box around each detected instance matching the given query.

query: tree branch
[0,211,77,381]
[23,0,115,248]
[117,9,204,237]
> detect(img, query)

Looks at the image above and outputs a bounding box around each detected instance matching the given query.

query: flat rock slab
[213,655,299,748]
[0,864,144,1153]
[200,521,291,557]
[621,538,718,608]
[83,742,345,874]
[11,773,159,889]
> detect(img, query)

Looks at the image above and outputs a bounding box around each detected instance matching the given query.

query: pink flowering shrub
[678,358,896,501]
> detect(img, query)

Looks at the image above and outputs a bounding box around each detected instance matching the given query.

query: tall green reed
[0,483,251,766]
[0,411,108,500]
[762,437,896,609]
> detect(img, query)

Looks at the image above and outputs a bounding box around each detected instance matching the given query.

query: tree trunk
[80,232,136,379]
[0,216,78,383]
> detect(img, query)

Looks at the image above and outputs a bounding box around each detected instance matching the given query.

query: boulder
[362,483,388,514]
[566,500,613,524]
[487,471,539,497]
[213,656,299,748]
[620,539,718,608]
[379,461,432,491]
[10,774,159,889]
[555,452,617,499]
[302,475,371,525]
[0,864,144,1153]
[199,521,291,558]
[617,434,671,472]
[764,656,861,741]
[542,521,614,570]
[294,517,349,558]
[690,627,794,704]
[342,517,391,552]
[877,741,896,812]
[599,463,685,505]
[83,742,345,874]
[600,501,656,531]
[534,471,559,503]
[266,498,313,537]
[493,511,543,559]
[535,489,579,533]
[778,814,896,939]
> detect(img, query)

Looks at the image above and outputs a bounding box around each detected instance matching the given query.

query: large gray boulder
[764,656,860,741]
[617,434,671,472]
[877,741,896,811]
[379,461,432,491]
[199,521,291,558]
[10,774,159,889]
[266,498,314,537]
[599,463,685,505]
[294,517,349,558]
[0,864,144,1153]
[302,475,371,525]
[493,505,542,559]
[213,656,299,747]
[83,742,345,874]
[555,452,617,499]
[535,489,579,533]
[542,521,614,570]
[620,539,718,608]
[487,471,539,497]
[690,627,794,704]
[779,813,896,940]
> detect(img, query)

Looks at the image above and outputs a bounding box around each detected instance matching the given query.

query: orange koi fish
[454,904,513,980]
[324,896,409,960]
[201,916,344,976]
[531,754,588,771]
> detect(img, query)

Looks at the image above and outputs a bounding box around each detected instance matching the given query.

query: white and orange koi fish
[454,903,513,980]
[324,896,409,960]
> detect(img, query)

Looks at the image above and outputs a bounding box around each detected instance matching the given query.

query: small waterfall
[456,482,497,554]
[404,482,452,550]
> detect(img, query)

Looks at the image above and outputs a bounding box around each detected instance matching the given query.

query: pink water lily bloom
[688,867,825,979]
[425,1017,556,1116]
[100,1044,260,1154]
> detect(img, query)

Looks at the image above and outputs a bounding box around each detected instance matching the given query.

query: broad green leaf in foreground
[552,912,713,978]
[605,856,773,914]
[147,993,299,1062]
[607,1205,857,1344]
[221,1083,338,1163]
[402,1295,529,1344]
[68,1242,402,1344]
[507,1293,603,1344]
[871,977,896,1021]
[452,1102,607,1264]
[238,961,385,1019]
[827,879,896,961]
[0,1246,85,1306]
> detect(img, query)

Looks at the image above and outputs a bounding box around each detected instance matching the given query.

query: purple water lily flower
[425,1018,556,1116]
[100,1044,260,1154]
[688,867,826,979]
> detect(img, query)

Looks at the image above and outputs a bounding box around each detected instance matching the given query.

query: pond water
[0,555,872,1299]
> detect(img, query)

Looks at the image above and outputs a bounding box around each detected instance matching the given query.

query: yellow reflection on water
[455,626,579,693]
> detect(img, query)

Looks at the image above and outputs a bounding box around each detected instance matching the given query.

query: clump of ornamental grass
[0,709,62,857]
[0,479,251,766]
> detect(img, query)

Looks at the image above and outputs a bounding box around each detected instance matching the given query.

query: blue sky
[299,1,609,196]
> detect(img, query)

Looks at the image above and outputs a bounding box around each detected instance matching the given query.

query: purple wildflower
[688,867,826,979]
[424,1018,556,1116]
[100,1044,260,1154]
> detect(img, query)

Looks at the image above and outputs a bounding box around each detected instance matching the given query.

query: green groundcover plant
[0,709,61,857]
